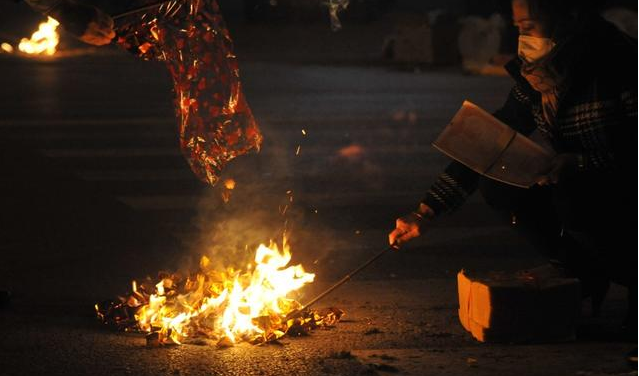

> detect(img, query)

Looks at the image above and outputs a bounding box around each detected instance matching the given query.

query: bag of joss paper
[115,0,262,185]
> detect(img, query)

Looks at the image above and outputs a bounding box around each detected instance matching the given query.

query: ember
[96,237,343,346]
[221,178,235,203]
[1,43,14,53]
[116,0,262,185]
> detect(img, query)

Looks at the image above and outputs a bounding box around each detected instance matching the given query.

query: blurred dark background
[2,0,637,63]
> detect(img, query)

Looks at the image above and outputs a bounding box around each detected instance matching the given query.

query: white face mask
[518,35,556,63]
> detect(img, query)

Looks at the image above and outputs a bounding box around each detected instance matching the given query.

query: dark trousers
[478,169,637,289]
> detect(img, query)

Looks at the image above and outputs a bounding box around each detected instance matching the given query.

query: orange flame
[133,237,315,345]
[18,17,60,56]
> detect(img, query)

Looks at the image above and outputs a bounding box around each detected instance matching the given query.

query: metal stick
[285,244,398,321]
[112,0,178,20]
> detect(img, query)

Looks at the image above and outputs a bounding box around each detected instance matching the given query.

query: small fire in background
[96,237,343,346]
[1,17,61,56]
[18,17,60,56]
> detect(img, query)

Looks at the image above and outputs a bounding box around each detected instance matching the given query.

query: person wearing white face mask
[389,0,637,337]
[518,34,555,63]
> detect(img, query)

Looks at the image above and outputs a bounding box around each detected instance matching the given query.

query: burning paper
[116,0,262,185]
[96,237,343,346]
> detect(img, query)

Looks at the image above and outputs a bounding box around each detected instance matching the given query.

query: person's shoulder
[588,17,637,90]
[593,17,636,69]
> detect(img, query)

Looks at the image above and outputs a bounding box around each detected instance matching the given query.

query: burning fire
[96,237,343,346]
[17,17,60,56]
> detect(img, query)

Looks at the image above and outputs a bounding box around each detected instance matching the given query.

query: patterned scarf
[520,50,565,127]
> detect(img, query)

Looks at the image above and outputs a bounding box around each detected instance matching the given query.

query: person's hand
[537,153,580,186]
[79,9,115,46]
[388,203,435,246]
[50,1,115,46]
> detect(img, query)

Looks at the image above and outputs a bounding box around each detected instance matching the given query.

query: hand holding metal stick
[284,243,399,321]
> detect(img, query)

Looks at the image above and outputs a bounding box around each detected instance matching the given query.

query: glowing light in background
[1,43,13,53]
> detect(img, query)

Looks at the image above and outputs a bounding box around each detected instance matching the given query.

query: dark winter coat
[423,17,637,216]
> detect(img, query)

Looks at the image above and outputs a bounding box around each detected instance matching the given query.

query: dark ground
[0,21,636,376]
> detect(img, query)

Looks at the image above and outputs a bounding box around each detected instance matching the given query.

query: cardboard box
[457,268,581,343]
